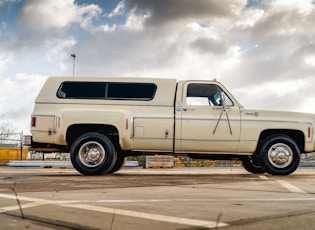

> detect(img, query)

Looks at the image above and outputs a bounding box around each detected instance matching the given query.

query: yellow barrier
[0,148,28,163]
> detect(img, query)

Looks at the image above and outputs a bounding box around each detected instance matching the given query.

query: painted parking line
[258,175,307,194]
[277,180,307,194]
[0,203,43,213]
[62,203,229,229]
[0,193,229,229]
[0,193,59,214]
[1,193,315,227]
[0,193,55,203]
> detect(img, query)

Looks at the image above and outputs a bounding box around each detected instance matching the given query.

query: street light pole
[71,54,76,76]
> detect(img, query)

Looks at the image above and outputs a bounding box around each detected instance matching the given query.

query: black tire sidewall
[242,155,265,174]
[258,135,300,175]
[107,154,126,174]
[70,132,116,175]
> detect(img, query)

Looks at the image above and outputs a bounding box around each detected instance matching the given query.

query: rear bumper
[29,137,68,153]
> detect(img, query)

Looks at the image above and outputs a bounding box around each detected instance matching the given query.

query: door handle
[213,107,231,111]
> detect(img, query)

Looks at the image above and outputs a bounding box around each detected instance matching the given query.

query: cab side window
[186,83,233,106]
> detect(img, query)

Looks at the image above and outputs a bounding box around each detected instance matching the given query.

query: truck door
[176,81,241,153]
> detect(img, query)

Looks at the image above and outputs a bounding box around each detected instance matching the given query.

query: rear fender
[59,109,132,149]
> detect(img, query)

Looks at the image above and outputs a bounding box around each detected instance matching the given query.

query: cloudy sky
[1,0,315,134]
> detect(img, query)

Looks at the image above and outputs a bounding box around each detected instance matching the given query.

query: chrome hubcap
[268,143,293,168]
[78,141,105,168]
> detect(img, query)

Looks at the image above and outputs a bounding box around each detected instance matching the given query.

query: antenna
[71,54,76,76]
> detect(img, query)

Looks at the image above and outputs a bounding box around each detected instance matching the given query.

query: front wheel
[258,135,300,175]
[70,132,117,175]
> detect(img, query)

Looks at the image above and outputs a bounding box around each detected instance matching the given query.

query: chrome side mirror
[239,105,245,113]
[220,92,226,108]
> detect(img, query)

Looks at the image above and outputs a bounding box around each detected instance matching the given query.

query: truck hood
[241,108,315,123]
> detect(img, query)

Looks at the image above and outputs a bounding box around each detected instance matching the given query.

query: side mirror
[239,105,245,113]
[220,92,226,107]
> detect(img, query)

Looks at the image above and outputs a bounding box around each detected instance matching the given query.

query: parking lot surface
[0,166,315,229]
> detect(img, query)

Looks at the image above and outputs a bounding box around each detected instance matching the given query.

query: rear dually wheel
[70,132,117,176]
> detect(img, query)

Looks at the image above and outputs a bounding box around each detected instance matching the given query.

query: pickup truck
[30,76,315,175]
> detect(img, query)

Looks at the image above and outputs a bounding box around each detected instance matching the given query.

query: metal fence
[0,132,27,161]
[0,132,23,148]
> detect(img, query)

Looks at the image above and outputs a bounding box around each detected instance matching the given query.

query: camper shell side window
[56,81,157,101]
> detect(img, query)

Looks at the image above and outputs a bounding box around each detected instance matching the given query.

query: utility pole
[71,54,76,76]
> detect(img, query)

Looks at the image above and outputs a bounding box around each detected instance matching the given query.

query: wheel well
[66,124,119,147]
[259,129,304,152]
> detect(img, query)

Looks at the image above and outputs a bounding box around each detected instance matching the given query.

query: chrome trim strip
[177,138,239,142]
[32,114,56,117]
[179,118,240,122]
[242,119,312,125]
[36,102,174,107]
[176,117,312,126]
[175,138,256,142]
[134,116,174,120]
[130,116,134,139]
[31,130,52,133]
[133,137,173,141]
[239,140,257,142]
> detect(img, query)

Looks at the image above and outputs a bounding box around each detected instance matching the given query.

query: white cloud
[232,78,308,111]
[107,1,125,18]
[0,73,47,133]
[77,3,102,29]
[220,46,241,70]
[2,0,315,133]
[45,37,77,58]
[304,56,315,67]
[0,53,13,73]
[124,7,149,31]
[272,0,314,15]
[100,24,116,33]
[17,0,102,31]
[235,8,265,28]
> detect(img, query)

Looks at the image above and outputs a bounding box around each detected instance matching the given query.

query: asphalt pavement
[0,166,315,229]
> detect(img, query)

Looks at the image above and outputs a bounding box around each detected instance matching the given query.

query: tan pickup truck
[30,77,315,175]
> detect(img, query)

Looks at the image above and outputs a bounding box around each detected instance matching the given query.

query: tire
[258,135,300,175]
[107,152,126,174]
[242,155,265,174]
[70,132,117,176]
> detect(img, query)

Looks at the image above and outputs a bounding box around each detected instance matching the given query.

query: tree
[0,122,16,145]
